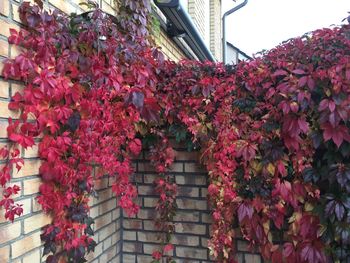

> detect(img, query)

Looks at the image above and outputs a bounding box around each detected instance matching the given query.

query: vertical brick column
[188,0,207,42]
[209,0,222,61]
[187,0,223,61]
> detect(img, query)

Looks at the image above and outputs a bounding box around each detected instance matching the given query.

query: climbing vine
[155,26,350,261]
[1,1,164,262]
[0,1,350,263]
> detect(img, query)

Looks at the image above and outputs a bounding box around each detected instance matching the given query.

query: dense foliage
[158,27,350,261]
[0,1,169,262]
[0,1,350,263]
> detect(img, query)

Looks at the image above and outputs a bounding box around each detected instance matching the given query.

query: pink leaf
[292,69,306,75]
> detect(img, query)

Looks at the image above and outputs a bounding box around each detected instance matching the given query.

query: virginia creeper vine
[0,1,350,263]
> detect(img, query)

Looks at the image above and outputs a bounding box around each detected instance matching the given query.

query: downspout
[222,0,248,64]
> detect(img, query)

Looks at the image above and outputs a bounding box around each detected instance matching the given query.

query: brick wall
[122,144,263,263]
[187,0,222,61]
[188,0,206,42]
[123,147,211,262]
[154,29,186,62]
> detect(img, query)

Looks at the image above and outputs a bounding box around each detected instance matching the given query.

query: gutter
[222,0,248,64]
[154,0,216,62]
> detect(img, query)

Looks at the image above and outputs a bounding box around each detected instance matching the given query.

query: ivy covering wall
[0,1,350,263]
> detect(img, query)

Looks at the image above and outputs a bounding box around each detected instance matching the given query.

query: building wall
[187,0,222,61]
[227,45,239,65]
[0,1,121,263]
[154,29,187,62]
[226,43,251,65]
[210,0,222,61]
[188,0,206,43]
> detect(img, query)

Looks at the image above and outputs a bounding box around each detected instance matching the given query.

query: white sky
[222,0,350,56]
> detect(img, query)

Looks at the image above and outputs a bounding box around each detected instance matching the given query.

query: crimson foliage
[1,1,350,263]
[0,1,166,262]
[157,26,350,262]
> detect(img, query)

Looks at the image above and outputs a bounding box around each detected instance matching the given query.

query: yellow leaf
[134,122,147,135]
[268,232,273,243]
[317,224,327,238]
[223,248,229,259]
[206,122,213,130]
[267,163,275,175]
[304,202,314,212]
[197,112,206,121]
[288,212,297,223]
[263,221,270,234]
[251,161,263,173]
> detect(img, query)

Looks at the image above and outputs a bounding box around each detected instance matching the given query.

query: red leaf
[277,161,287,177]
[163,244,174,253]
[8,29,22,45]
[318,99,329,111]
[301,242,326,263]
[273,69,288,77]
[9,133,23,143]
[298,118,309,134]
[152,250,162,260]
[237,202,254,222]
[322,123,350,148]
[290,102,299,113]
[128,138,142,156]
[307,77,315,90]
[271,249,283,263]
[298,76,308,87]
[279,101,290,114]
[292,69,306,75]
[283,243,294,257]
[346,69,350,80]
[328,101,336,112]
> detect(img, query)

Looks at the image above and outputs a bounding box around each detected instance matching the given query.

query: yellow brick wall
[188,0,206,42]
[0,0,186,262]
[154,29,186,62]
[210,0,222,61]
[123,144,263,263]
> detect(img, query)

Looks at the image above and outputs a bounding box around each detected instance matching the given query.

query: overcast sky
[222,0,350,56]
